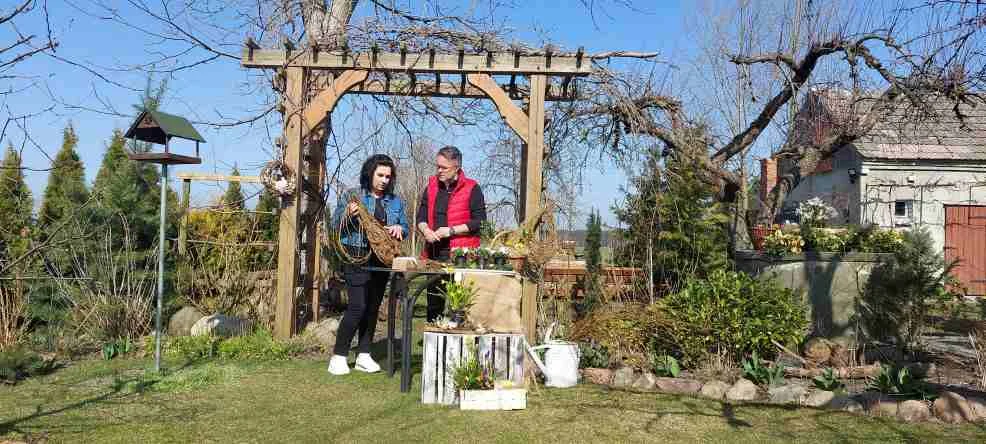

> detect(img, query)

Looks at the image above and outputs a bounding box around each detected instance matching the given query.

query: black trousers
[333,257,389,356]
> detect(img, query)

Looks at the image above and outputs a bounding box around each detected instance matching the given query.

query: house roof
[124,110,206,145]
[797,88,986,161]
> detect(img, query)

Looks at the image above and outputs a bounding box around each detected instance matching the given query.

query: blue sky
[6,1,700,227]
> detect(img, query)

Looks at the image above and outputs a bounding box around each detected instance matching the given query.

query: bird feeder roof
[125,110,206,145]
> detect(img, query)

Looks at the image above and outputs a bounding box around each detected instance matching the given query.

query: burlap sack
[462,271,523,333]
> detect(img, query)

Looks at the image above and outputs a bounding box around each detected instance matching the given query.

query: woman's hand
[386,225,404,240]
[347,202,359,216]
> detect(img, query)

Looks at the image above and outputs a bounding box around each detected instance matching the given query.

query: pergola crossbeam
[242,48,594,76]
[344,77,577,101]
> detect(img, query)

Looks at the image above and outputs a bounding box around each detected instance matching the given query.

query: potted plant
[451,247,470,267]
[477,247,493,269]
[440,278,477,327]
[453,353,526,410]
[492,247,509,269]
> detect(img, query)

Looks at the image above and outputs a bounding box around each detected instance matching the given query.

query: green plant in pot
[477,247,492,269]
[441,278,478,327]
[451,247,470,267]
[492,247,509,269]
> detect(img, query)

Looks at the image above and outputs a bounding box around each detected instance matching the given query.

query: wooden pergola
[240,41,595,341]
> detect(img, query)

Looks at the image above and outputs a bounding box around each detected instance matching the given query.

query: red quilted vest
[425,171,481,255]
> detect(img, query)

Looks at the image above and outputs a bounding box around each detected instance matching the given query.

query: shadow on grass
[0,358,207,437]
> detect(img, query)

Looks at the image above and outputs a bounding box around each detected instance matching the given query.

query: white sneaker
[355,353,381,373]
[328,355,350,375]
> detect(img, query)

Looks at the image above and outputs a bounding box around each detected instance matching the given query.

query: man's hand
[435,227,452,239]
[386,225,404,240]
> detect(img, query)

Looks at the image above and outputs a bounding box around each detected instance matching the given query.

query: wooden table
[362,266,518,393]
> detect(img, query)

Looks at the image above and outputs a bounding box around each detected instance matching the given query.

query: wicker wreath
[333,199,401,266]
[259,160,296,197]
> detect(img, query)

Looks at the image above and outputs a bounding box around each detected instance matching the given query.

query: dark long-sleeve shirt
[416,177,486,259]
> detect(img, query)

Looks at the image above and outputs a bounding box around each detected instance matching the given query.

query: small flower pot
[450,310,466,326]
[478,257,488,269]
[454,255,467,267]
[494,256,507,267]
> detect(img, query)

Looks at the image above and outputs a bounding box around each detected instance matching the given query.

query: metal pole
[155,162,168,372]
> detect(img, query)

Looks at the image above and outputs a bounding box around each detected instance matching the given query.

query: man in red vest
[416,145,487,321]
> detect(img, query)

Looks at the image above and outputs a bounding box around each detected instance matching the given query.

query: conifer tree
[39,123,89,227]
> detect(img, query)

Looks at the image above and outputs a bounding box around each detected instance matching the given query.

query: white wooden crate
[421,331,525,405]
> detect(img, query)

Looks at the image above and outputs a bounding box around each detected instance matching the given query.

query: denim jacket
[331,188,409,248]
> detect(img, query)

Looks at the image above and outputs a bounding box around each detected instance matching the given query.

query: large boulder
[700,381,730,400]
[897,400,931,422]
[654,377,703,395]
[581,368,613,386]
[828,395,864,413]
[631,372,658,392]
[767,385,808,405]
[168,306,205,336]
[305,317,341,348]
[611,367,635,389]
[804,390,836,408]
[933,391,977,423]
[189,314,254,338]
[967,396,986,422]
[726,378,759,402]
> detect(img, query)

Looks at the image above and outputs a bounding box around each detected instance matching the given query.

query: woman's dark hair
[359,154,397,194]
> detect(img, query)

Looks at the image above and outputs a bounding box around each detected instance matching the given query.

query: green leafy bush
[102,337,135,360]
[740,351,786,387]
[651,355,681,378]
[217,330,299,360]
[805,228,854,252]
[856,226,904,253]
[578,341,610,369]
[813,368,844,391]
[859,227,960,350]
[660,270,808,365]
[866,364,933,399]
[763,229,804,256]
[0,347,57,384]
[163,335,220,361]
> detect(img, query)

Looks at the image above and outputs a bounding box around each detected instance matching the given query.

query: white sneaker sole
[328,364,350,375]
[354,364,380,373]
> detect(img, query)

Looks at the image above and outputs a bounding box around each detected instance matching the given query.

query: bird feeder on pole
[124,109,204,372]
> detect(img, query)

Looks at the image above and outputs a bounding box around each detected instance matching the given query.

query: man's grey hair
[437,145,462,164]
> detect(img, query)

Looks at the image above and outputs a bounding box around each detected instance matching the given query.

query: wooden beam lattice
[242,47,592,76]
[176,173,262,183]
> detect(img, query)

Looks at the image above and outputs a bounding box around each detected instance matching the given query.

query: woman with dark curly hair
[328,154,409,375]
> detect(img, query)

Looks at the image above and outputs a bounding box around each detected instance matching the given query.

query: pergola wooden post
[241,43,592,341]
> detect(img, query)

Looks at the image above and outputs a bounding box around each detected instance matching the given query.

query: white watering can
[526,322,580,388]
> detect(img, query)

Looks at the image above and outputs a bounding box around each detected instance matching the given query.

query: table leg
[401,290,413,392]
[386,274,399,378]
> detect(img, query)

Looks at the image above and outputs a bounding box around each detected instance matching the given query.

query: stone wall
[735,251,891,340]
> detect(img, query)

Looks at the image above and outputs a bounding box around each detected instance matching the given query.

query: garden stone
[190,314,253,338]
[581,368,613,386]
[804,390,836,408]
[803,338,832,365]
[933,391,976,423]
[725,378,759,402]
[967,396,986,421]
[168,306,205,336]
[828,395,863,413]
[699,381,730,400]
[768,385,807,405]
[631,372,658,391]
[654,377,703,395]
[304,317,341,348]
[611,367,635,389]
[856,393,898,418]
[897,400,931,422]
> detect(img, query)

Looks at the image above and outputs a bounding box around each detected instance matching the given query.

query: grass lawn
[2,355,985,444]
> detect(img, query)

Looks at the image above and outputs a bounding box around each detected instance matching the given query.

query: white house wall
[859,161,986,252]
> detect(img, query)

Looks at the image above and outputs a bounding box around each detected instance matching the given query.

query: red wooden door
[945,205,986,296]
